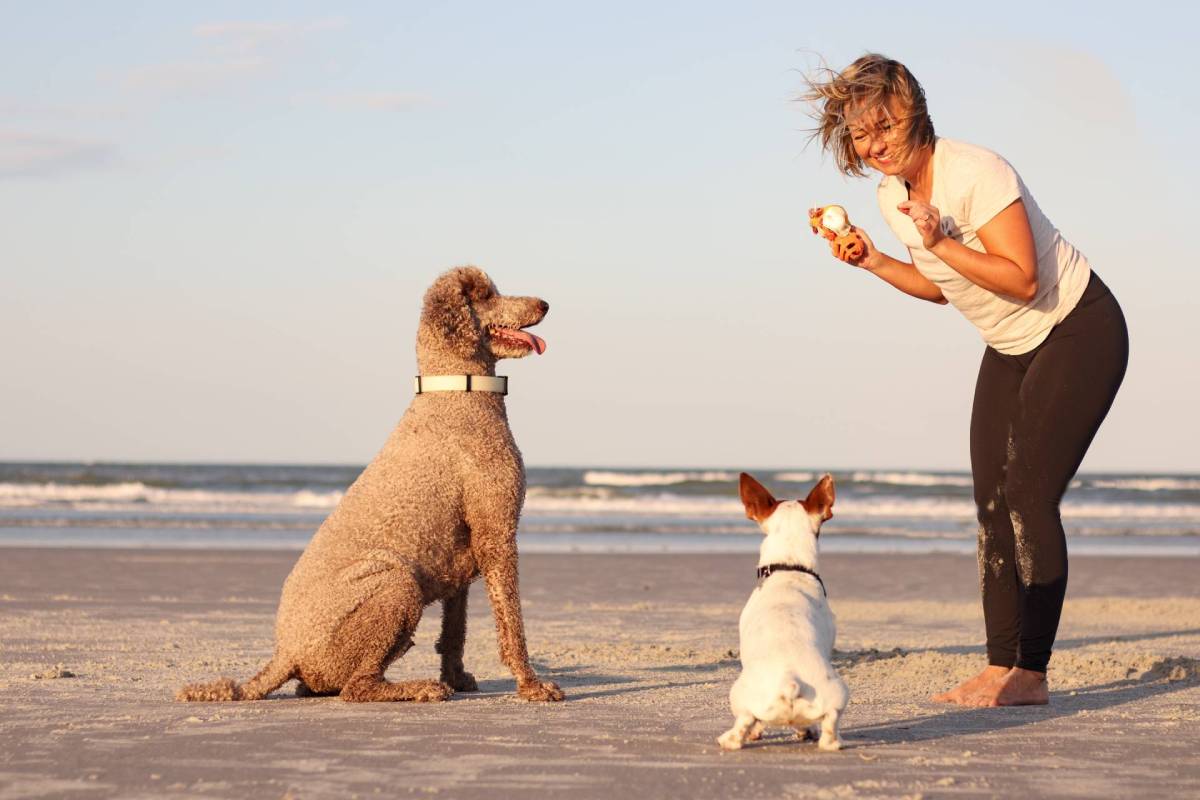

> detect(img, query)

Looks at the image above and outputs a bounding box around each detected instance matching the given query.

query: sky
[2,1,1197,472]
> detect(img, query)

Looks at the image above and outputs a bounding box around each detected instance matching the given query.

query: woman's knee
[974,474,1008,525]
[1003,480,1067,586]
[1003,471,1061,525]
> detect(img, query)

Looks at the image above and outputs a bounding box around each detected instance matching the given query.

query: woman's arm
[861,249,948,304]
[899,199,1039,302]
[816,218,947,304]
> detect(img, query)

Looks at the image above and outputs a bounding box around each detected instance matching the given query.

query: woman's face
[847,99,908,176]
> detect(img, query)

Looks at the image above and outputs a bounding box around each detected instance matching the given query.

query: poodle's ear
[457,266,494,303]
[421,266,493,357]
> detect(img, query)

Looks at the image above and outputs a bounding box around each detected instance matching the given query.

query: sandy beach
[2,547,1198,799]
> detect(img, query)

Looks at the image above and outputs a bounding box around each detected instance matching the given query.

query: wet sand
[2,547,1198,799]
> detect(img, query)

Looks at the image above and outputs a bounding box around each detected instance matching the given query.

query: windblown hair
[802,53,935,178]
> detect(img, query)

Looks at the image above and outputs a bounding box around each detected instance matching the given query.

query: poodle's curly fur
[178,266,563,704]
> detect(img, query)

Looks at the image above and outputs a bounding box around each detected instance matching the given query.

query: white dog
[717,472,848,752]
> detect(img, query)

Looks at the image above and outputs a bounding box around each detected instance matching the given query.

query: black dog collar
[756,563,827,597]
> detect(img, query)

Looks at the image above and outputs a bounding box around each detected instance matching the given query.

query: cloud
[1005,44,1137,129]
[0,131,118,179]
[944,38,1138,132]
[0,99,131,123]
[193,18,346,55]
[120,17,346,99]
[314,91,436,112]
[122,57,268,96]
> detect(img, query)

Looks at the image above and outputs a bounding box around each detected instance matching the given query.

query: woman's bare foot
[931,664,1010,704]
[970,667,1049,706]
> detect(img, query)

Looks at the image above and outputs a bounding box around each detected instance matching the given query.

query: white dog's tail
[176,656,294,702]
[757,677,804,722]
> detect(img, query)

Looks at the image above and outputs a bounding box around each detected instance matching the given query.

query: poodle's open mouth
[489,325,547,355]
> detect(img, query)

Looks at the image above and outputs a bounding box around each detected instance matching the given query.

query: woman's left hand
[898,200,945,249]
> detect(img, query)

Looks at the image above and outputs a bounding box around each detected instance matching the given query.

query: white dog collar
[414,375,508,395]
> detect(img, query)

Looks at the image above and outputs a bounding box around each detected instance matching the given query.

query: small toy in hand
[809,205,866,262]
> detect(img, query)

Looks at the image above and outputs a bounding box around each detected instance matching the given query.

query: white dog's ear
[803,474,836,523]
[739,472,779,525]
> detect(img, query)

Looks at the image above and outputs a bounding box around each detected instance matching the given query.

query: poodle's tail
[176,656,294,702]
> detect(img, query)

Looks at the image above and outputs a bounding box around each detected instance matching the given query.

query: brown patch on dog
[739,472,781,523]
[802,474,836,523]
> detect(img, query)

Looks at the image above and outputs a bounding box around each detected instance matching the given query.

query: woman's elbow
[1018,278,1039,303]
[1010,270,1038,302]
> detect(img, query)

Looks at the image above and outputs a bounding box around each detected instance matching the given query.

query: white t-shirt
[877,137,1091,355]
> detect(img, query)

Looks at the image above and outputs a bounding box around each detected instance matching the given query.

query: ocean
[1,462,1197,556]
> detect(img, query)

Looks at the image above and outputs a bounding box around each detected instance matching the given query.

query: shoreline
[2,532,1198,557]
[3,548,1198,798]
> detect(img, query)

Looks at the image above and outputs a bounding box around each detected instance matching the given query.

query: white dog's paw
[796,726,819,742]
[818,735,843,752]
[717,730,744,751]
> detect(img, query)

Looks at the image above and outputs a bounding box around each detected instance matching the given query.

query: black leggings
[971,272,1128,673]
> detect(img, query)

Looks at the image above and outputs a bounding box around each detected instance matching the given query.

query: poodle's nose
[537,300,549,315]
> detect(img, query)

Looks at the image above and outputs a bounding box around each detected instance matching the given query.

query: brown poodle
[178,266,564,703]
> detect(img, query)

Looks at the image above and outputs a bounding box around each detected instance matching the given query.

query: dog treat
[809,205,866,262]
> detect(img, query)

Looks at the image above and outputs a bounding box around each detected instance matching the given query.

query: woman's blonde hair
[802,53,935,178]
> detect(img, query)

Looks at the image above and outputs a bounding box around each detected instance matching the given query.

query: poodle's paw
[818,735,843,752]
[176,677,241,702]
[442,670,478,693]
[517,679,565,702]
[414,681,454,703]
[717,729,744,751]
[747,722,764,742]
[295,682,337,698]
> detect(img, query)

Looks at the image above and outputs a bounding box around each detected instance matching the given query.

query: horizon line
[0,458,1195,477]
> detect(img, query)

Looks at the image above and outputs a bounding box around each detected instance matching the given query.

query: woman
[805,54,1128,706]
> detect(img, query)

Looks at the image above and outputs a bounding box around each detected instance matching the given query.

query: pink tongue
[501,328,547,355]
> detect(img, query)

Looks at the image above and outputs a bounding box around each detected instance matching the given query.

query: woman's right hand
[831,227,881,270]
[807,207,882,270]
